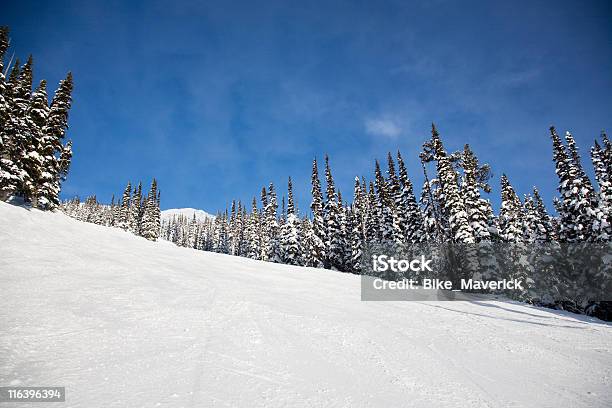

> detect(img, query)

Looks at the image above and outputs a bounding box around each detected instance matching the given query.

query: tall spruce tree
[141,179,160,241]
[119,182,131,230]
[324,155,344,270]
[43,72,73,207]
[374,160,394,242]
[397,151,424,244]
[591,139,611,241]
[0,27,20,201]
[550,126,597,242]
[26,80,50,207]
[499,174,525,242]
[386,153,406,246]
[430,124,473,244]
[281,177,301,265]
[264,183,281,262]
[129,182,143,235]
[309,158,326,267]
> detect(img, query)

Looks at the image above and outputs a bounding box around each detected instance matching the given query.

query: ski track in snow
[1,202,611,408]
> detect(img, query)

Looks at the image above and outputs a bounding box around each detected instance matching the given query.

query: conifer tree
[0,28,20,201]
[246,197,261,259]
[349,177,364,272]
[119,182,131,230]
[281,177,301,265]
[264,183,281,262]
[0,60,23,199]
[259,187,269,260]
[499,174,525,242]
[129,182,143,235]
[365,181,379,243]
[386,153,406,245]
[374,160,393,242]
[324,155,344,270]
[26,80,50,207]
[460,144,493,242]
[397,151,424,244]
[527,187,555,242]
[309,158,326,267]
[0,26,9,126]
[299,216,314,265]
[229,200,237,255]
[141,179,161,241]
[0,30,74,206]
[430,124,473,244]
[591,139,611,241]
[549,127,597,242]
[43,72,73,206]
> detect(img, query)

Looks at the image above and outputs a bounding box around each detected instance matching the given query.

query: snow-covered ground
[161,208,214,222]
[1,201,611,408]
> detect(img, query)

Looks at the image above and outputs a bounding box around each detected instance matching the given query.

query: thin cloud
[365,118,401,138]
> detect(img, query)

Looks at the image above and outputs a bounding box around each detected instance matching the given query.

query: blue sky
[4,0,612,214]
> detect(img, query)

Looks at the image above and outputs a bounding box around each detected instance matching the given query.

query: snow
[161,207,214,222]
[1,201,611,408]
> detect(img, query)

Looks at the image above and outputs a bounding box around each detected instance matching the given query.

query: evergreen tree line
[0,27,74,208]
[61,179,161,241]
[161,125,611,316]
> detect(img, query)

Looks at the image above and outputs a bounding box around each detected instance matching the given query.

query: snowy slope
[1,202,611,408]
[161,207,214,221]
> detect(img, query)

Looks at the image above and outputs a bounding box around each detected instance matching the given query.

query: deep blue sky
[4,0,612,214]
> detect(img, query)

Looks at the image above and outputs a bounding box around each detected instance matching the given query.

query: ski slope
[161,208,214,222]
[1,202,611,408]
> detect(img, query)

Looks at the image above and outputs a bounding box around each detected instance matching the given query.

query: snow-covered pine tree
[129,182,143,235]
[308,158,326,267]
[525,187,555,242]
[23,80,49,207]
[264,183,281,262]
[119,182,131,230]
[499,174,525,242]
[108,194,117,227]
[213,211,229,254]
[141,179,160,241]
[0,28,21,201]
[374,160,394,243]
[591,139,611,241]
[259,187,269,260]
[365,181,379,243]
[337,189,350,270]
[430,124,473,244]
[396,151,424,244]
[44,72,73,204]
[566,131,602,240]
[229,200,237,255]
[10,57,35,200]
[57,140,72,183]
[0,26,8,126]
[349,177,364,272]
[459,144,499,279]
[324,155,344,270]
[549,126,597,242]
[245,197,261,259]
[460,144,494,242]
[241,203,248,256]
[298,216,314,264]
[498,174,534,299]
[386,153,406,246]
[281,177,301,265]
[0,60,23,199]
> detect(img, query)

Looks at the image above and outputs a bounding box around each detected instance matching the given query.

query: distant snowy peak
[161,208,215,221]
